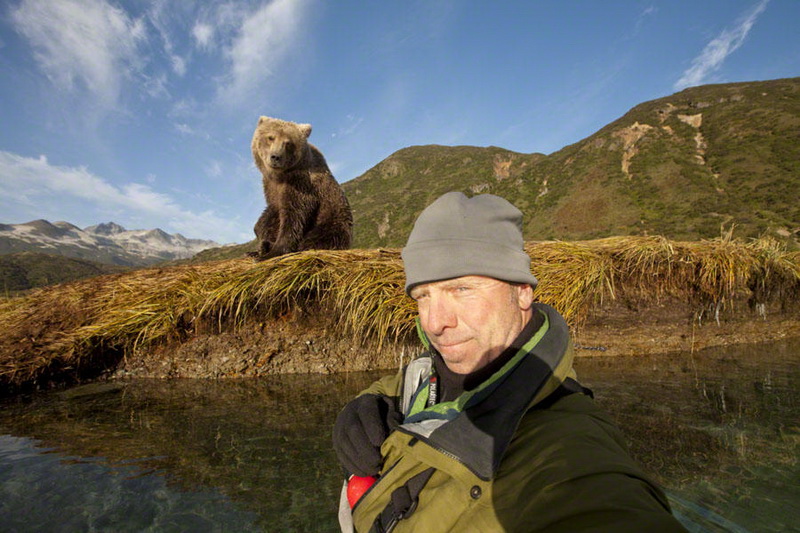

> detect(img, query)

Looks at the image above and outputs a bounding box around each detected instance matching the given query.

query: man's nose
[424,294,456,335]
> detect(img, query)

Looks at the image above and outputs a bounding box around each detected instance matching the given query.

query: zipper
[395,427,490,482]
[352,460,399,513]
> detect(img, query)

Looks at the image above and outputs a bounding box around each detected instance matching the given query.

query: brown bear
[250,116,353,261]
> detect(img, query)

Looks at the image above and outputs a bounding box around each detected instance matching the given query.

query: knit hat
[401,192,538,294]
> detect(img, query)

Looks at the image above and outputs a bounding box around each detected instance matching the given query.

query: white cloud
[205,160,223,179]
[169,98,197,119]
[143,73,170,99]
[146,0,191,78]
[174,122,210,140]
[171,54,187,77]
[218,0,312,104]
[175,123,195,135]
[633,5,657,36]
[192,22,214,50]
[0,150,241,242]
[10,0,146,109]
[331,114,364,138]
[674,0,770,90]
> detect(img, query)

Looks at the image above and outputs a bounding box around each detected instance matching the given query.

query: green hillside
[0,252,129,293]
[343,78,800,248]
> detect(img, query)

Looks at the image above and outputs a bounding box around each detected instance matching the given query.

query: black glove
[332,393,402,477]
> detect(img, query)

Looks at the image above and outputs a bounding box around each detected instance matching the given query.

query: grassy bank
[1,236,798,394]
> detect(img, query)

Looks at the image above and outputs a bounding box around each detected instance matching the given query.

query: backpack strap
[369,467,435,533]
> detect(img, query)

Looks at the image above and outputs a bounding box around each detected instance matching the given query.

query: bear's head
[252,116,312,172]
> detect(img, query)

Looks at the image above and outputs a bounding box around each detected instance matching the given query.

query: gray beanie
[401,192,538,294]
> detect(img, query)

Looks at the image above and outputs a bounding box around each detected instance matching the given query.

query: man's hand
[332,394,402,477]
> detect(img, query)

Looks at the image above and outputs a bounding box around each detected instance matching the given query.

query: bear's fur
[250,116,353,261]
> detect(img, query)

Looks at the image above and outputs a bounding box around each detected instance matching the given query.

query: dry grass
[1,236,798,392]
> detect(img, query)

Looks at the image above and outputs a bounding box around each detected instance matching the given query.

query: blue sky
[0,0,797,244]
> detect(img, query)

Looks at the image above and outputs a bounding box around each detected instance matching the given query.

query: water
[0,339,797,532]
[575,339,799,533]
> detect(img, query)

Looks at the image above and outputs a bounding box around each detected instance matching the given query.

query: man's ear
[516,283,535,310]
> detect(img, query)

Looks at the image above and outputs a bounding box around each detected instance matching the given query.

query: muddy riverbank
[110,301,800,380]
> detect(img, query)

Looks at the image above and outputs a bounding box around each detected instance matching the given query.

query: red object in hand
[347,475,378,508]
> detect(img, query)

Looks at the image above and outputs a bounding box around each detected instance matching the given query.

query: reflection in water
[0,373,375,532]
[0,339,797,532]
[0,434,260,531]
[575,339,799,533]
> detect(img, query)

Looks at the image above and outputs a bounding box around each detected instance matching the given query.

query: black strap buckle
[370,468,434,533]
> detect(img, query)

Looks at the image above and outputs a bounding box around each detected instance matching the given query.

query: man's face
[410,275,534,374]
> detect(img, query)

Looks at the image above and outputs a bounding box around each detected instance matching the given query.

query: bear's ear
[258,116,270,125]
[298,123,312,138]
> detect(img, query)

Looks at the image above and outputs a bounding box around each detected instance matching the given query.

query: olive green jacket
[342,303,686,532]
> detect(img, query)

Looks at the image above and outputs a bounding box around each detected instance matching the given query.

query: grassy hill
[343,78,800,248]
[0,252,129,293]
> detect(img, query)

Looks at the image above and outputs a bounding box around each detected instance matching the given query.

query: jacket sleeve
[493,394,687,532]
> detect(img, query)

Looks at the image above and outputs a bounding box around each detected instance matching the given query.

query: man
[333,192,686,532]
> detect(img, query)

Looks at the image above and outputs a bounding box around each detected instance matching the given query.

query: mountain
[0,220,219,267]
[84,222,126,236]
[342,77,800,248]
